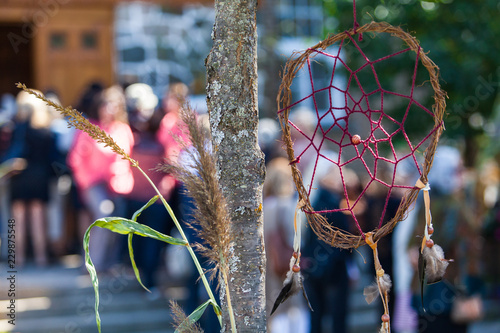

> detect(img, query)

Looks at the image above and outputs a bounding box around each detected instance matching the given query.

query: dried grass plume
[158,104,232,281]
[16,83,137,167]
[169,300,204,333]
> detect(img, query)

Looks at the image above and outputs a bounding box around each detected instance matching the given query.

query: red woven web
[278,33,440,236]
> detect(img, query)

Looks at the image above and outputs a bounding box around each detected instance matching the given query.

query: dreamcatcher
[272,2,449,332]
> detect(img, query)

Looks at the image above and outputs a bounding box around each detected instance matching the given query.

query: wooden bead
[381,314,390,322]
[292,264,301,273]
[426,239,434,248]
[427,226,434,235]
[292,251,299,259]
[351,134,361,145]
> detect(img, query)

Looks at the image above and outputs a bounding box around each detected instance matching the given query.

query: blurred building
[114,2,214,98]
[0,0,213,106]
[0,0,329,108]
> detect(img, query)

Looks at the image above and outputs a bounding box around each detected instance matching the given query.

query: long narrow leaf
[91,217,187,245]
[83,226,102,333]
[175,299,221,333]
[128,233,150,292]
[84,217,187,332]
[132,195,159,222]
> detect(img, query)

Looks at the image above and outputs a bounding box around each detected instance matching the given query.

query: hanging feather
[422,243,450,284]
[364,232,392,332]
[418,242,452,311]
[271,201,313,317]
[378,273,392,294]
[270,261,313,315]
[363,281,379,304]
[270,268,296,315]
[379,322,390,333]
[301,280,313,312]
[418,246,426,311]
[363,273,392,304]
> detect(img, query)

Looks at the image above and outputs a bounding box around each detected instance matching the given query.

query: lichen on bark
[206,0,266,331]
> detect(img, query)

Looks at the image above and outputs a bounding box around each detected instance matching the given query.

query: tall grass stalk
[16,83,223,329]
[158,105,237,333]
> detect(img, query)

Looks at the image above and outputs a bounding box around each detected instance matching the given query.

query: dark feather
[270,276,293,315]
[418,244,450,312]
[270,270,314,315]
[418,249,426,312]
[301,283,314,312]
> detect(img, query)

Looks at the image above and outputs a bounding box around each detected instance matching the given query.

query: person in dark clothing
[302,170,352,333]
[410,147,482,333]
[365,192,401,320]
[124,83,175,292]
[9,90,58,267]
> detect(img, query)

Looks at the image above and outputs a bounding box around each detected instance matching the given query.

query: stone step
[0,262,180,333]
[0,306,173,333]
[7,261,498,333]
[0,285,178,332]
[2,266,382,333]
[0,288,172,319]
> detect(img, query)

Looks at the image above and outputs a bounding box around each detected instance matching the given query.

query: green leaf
[175,299,221,333]
[128,233,150,292]
[131,195,159,222]
[83,226,102,333]
[84,216,187,332]
[91,217,187,245]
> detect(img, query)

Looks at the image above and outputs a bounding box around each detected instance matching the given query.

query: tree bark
[206,0,267,332]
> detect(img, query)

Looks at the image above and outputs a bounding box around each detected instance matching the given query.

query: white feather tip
[423,244,450,284]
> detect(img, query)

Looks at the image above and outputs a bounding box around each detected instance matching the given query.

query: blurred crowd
[262,108,500,333]
[0,82,191,288]
[1,83,499,333]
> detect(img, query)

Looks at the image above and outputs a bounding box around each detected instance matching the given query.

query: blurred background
[0,0,499,332]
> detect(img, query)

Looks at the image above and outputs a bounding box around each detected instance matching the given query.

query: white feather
[379,274,392,295]
[423,244,449,284]
[364,273,392,304]
[363,282,379,304]
[379,322,389,333]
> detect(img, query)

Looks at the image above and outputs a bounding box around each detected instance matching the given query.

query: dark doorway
[0,24,34,97]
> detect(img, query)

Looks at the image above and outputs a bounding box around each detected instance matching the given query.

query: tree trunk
[206,0,267,332]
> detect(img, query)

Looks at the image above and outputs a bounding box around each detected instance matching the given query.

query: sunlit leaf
[84,216,187,332]
[90,217,187,245]
[132,195,159,222]
[128,233,150,292]
[175,299,221,333]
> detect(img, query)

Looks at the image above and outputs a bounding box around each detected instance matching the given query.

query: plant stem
[136,165,222,327]
[220,256,237,333]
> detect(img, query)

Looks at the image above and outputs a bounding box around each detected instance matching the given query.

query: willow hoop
[277,21,446,249]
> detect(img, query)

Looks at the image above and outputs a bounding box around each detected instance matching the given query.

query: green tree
[323,0,500,166]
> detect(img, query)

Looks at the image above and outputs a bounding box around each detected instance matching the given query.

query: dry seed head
[16,83,137,167]
[169,300,204,333]
[158,103,232,281]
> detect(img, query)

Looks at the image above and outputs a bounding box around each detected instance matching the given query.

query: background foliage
[321,0,500,166]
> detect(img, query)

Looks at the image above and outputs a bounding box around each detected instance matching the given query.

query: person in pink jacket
[156,82,190,167]
[68,85,134,271]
